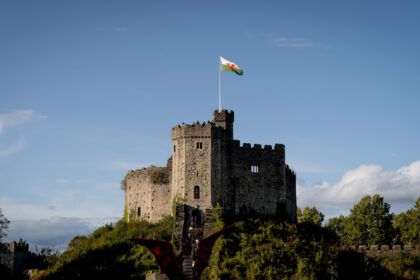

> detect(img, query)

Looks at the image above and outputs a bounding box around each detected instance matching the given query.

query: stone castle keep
[124,109,297,225]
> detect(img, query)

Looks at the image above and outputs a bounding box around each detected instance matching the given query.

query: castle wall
[171,123,214,209]
[124,109,297,225]
[211,110,234,210]
[342,244,420,257]
[232,141,287,216]
[0,242,28,280]
[125,169,171,223]
[286,165,297,223]
[210,131,228,208]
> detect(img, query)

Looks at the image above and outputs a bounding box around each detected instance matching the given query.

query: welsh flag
[220,57,243,76]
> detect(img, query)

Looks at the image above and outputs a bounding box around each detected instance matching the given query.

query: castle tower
[213,109,234,140]
[171,121,214,209]
[170,110,234,211]
[210,110,234,211]
[125,108,296,225]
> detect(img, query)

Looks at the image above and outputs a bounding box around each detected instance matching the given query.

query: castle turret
[125,108,296,225]
[213,110,234,140]
[171,122,214,209]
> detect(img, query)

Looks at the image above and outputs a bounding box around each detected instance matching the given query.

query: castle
[0,241,28,280]
[124,109,297,225]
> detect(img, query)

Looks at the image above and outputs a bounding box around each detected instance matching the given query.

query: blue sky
[1,1,419,250]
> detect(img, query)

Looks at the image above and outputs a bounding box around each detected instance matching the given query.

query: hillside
[30,195,420,280]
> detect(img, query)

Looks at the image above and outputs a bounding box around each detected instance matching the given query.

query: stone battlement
[0,241,29,280]
[171,122,228,140]
[125,109,297,224]
[171,121,212,130]
[213,109,234,122]
[341,244,420,257]
[125,164,171,186]
[286,164,296,175]
[233,140,285,152]
[0,241,29,253]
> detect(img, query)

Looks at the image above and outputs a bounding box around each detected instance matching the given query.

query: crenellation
[232,140,240,148]
[0,241,29,280]
[274,143,285,151]
[125,109,296,225]
[242,143,251,149]
[341,244,420,257]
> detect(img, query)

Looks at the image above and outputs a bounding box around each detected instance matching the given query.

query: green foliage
[34,195,420,280]
[330,194,394,245]
[203,219,338,280]
[206,203,224,232]
[297,207,325,226]
[326,215,347,241]
[378,253,420,279]
[120,178,126,190]
[28,247,60,269]
[0,208,10,240]
[394,196,420,245]
[171,193,186,217]
[148,166,169,185]
[202,203,225,280]
[34,216,174,280]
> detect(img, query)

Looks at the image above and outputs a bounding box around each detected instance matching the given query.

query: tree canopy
[0,208,10,241]
[393,197,420,245]
[326,194,394,245]
[297,206,325,226]
[27,194,420,280]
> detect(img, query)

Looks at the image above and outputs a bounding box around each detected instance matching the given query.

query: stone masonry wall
[125,168,171,223]
[342,244,420,257]
[171,122,215,210]
[231,141,288,216]
[124,109,297,224]
[286,165,297,223]
[0,242,28,280]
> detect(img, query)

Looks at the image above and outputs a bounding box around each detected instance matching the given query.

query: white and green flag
[220,56,243,76]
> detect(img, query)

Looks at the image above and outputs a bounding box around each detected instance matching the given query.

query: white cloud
[0,110,45,135]
[0,138,25,158]
[298,161,420,215]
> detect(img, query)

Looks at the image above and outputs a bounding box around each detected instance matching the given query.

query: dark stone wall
[0,242,28,280]
[170,109,297,222]
[126,109,297,225]
[231,141,289,217]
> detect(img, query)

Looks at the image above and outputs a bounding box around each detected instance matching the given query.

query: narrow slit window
[196,142,203,149]
[251,165,259,173]
[194,186,200,199]
[137,207,141,217]
[173,145,176,152]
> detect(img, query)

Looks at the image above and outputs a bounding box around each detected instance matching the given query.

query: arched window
[194,186,200,199]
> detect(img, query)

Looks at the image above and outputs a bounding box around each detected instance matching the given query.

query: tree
[394,196,420,244]
[0,208,10,241]
[326,215,347,240]
[297,207,325,226]
[342,194,394,245]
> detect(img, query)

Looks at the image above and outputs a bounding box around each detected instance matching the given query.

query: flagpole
[218,57,222,112]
